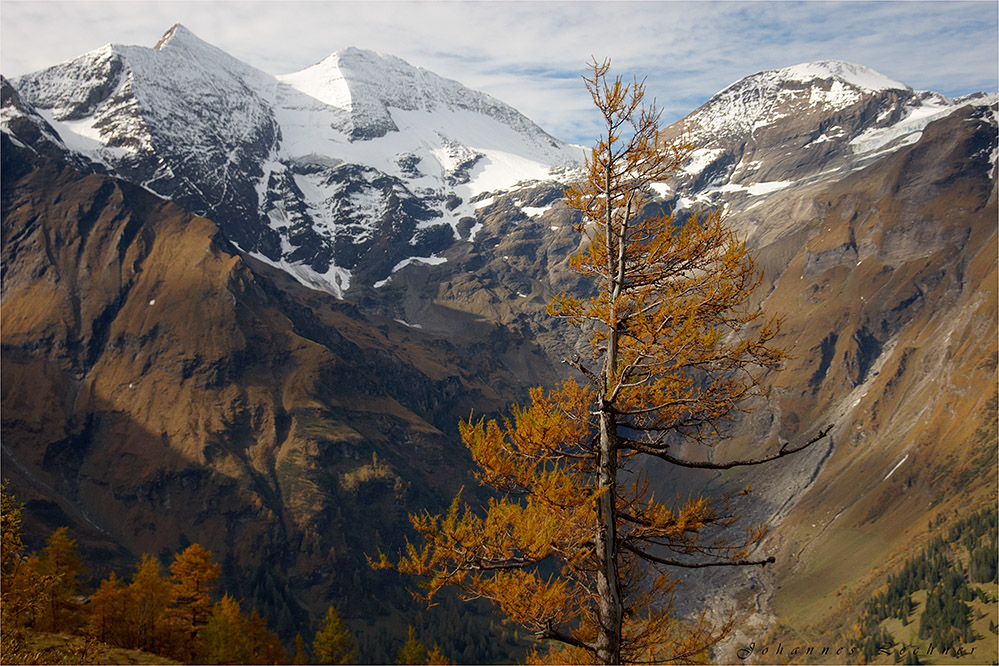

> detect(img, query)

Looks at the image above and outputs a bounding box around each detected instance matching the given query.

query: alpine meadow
[2,21,996,666]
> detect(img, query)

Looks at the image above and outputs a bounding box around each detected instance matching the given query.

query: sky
[1,1,996,145]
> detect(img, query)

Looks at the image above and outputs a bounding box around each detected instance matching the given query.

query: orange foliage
[198,593,253,664]
[90,571,129,645]
[167,543,221,661]
[130,553,173,654]
[34,527,87,632]
[1,482,290,664]
[380,58,829,665]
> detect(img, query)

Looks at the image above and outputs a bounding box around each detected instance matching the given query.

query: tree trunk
[594,407,623,664]
[594,119,625,664]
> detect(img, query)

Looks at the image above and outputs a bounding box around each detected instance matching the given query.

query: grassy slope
[1,630,180,665]
[723,106,999,665]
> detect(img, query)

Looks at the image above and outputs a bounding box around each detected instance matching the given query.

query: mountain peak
[6,27,581,296]
[281,47,464,113]
[149,23,247,71]
[779,60,910,92]
[276,46,565,147]
[153,23,191,51]
[336,45,390,61]
[683,60,924,141]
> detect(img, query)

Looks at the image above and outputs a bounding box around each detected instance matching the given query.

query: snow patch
[650,182,673,197]
[883,454,909,481]
[704,179,794,198]
[521,203,554,218]
[373,254,448,288]
[808,126,847,146]
[849,93,955,156]
[682,148,724,175]
[395,254,447,271]
[782,61,908,92]
[236,243,351,299]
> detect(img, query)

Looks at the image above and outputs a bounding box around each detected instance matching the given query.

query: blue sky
[1,1,996,145]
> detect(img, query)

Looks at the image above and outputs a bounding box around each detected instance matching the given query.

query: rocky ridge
[660,61,995,243]
[4,24,581,298]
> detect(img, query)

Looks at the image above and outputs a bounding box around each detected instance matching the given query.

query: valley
[2,24,996,663]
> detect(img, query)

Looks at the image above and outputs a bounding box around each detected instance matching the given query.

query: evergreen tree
[969,542,998,582]
[313,605,358,664]
[396,626,428,665]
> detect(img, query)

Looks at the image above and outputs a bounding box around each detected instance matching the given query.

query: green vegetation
[313,606,357,664]
[847,507,998,661]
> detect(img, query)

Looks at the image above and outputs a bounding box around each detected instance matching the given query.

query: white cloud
[1,1,995,144]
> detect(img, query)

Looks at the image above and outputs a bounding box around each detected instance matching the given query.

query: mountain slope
[748,102,998,653]
[4,25,581,298]
[0,133,567,654]
[650,72,998,656]
[2,37,997,661]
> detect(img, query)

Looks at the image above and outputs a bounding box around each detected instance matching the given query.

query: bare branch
[562,354,600,386]
[621,542,775,569]
[536,623,597,654]
[622,425,833,469]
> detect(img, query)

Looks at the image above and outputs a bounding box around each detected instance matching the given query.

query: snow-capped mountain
[6,24,994,299]
[3,25,996,660]
[3,24,581,297]
[659,60,996,244]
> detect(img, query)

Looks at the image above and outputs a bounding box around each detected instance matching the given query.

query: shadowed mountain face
[0,135,562,630]
[2,28,996,656]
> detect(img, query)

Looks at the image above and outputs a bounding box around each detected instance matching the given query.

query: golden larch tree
[90,571,131,645]
[35,526,86,632]
[246,607,289,664]
[395,626,428,665]
[130,552,173,654]
[0,480,35,629]
[0,481,24,596]
[168,543,221,660]
[378,59,829,664]
[293,633,309,664]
